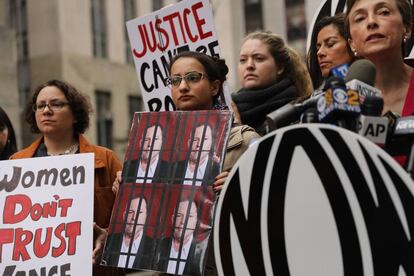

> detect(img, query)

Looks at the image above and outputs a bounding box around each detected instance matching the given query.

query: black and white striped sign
[214,124,414,276]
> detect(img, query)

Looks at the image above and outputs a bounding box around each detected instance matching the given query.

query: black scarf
[232,78,297,132]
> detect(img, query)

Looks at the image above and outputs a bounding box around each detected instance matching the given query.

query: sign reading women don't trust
[126,0,230,112]
[0,154,94,276]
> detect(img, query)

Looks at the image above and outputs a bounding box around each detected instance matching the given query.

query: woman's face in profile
[317,24,353,78]
[238,39,282,90]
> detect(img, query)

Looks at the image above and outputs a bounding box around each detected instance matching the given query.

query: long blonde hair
[243,31,313,99]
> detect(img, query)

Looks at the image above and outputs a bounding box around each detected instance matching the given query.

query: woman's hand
[213,171,229,194]
[112,171,122,194]
[92,222,107,265]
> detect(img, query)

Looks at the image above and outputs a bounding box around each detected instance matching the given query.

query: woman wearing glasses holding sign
[114,52,259,193]
[113,51,259,275]
[167,52,260,275]
[10,80,123,276]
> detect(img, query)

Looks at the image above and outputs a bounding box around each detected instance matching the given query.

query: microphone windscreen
[344,59,376,86]
[361,96,384,116]
[323,76,346,91]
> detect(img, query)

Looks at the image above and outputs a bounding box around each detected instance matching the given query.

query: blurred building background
[0,0,321,159]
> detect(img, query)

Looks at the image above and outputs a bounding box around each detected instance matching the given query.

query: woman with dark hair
[307,13,355,91]
[167,51,228,110]
[165,51,260,188]
[10,79,123,276]
[232,31,313,135]
[113,51,260,275]
[168,51,260,275]
[0,106,17,160]
[114,51,259,191]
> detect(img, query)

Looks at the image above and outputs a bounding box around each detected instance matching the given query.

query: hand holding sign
[92,223,108,265]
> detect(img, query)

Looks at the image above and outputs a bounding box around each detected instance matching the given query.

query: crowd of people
[2,0,413,275]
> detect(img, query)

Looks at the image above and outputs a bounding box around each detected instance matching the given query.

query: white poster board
[126,0,231,112]
[0,153,94,276]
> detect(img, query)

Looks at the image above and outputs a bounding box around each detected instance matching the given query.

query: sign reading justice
[126,0,230,112]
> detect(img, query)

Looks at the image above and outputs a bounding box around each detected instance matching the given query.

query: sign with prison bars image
[101,110,232,275]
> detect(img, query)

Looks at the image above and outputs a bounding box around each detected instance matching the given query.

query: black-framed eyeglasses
[33,101,70,112]
[165,72,208,88]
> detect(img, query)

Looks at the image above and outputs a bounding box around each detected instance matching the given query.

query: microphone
[383,110,400,142]
[264,60,375,132]
[301,107,319,123]
[330,63,349,79]
[388,116,414,155]
[356,96,388,146]
[345,59,381,103]
[388,116,414,178]
[264,96,320,131]
[317,76,361,131]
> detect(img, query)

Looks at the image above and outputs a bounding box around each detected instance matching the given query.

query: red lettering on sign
[132,1,212,58]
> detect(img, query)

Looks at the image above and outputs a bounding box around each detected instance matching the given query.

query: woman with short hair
[11,79,123,276]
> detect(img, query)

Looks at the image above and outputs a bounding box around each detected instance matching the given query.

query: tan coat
[223,124,261,172]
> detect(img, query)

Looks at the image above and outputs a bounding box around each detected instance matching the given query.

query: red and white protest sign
[126,0,231,112]
[0,154,94,276]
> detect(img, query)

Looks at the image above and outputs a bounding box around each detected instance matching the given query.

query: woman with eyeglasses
[0,106,17,160]
[10,79,124,276]
[113,51,259,275]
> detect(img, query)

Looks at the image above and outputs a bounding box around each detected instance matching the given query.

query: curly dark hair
[168,51,229,103]
[25,80,92,134]
[307,13,354,89]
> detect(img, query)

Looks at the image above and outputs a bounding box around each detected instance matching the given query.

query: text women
[0,165,85,193]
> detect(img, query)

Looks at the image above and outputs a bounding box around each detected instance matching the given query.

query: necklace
[47,142,79,156]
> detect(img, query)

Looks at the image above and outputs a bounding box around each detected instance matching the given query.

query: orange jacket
[11,134,121,228]
[11,134,124,275]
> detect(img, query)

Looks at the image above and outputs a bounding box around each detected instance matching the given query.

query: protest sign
[126,0,231,112]
[102,111,232,275]
[214,124,414,275]
[0,153,94,276]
